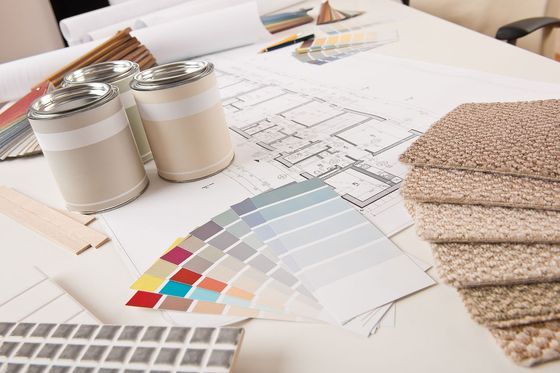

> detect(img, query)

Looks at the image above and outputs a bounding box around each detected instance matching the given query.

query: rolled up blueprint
[134,2,270,63]
[137,0,305,27]
[0,2,270,102]
[60,0,189,45]
[84,0,305,43]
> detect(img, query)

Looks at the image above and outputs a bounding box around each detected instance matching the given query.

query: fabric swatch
[401,166,560,210]
[432,242,560,287]
[458,282,560,328]
[490,321,560,367]
[399,100,560,181]
[408,202,560,243]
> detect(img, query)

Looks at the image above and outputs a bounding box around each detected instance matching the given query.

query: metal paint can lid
[63,60,139,86]
[28,82,118,120]
[130,61,213,91]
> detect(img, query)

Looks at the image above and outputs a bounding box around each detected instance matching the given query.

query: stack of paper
[126,178,434,336]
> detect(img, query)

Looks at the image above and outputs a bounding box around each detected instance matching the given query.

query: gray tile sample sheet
[0,322,243,373]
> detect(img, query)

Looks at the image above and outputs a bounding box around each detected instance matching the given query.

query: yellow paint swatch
[131,273,165,292]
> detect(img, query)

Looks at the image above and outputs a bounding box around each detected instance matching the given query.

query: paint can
[130,61,234,182]
[63,60,153,163]
[28,83,149,213]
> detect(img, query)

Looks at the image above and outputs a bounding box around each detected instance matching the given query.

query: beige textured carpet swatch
[399,100,560,181]
[410,202,560,243]
[401,166,560,210]
[490,321,560,367]
[458,283,560,328]
[432,243,560,287]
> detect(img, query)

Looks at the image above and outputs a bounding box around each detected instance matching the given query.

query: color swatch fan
[126,179,434,336]
[316,0,364,25]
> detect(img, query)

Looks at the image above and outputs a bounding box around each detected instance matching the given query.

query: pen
[259,33,315,53]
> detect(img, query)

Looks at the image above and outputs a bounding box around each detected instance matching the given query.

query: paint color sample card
[293,27,398,65]
[296,31,397,53]
[127,179,434,335]
[209,209,318,301]
[232,179,434,323]
[0,267,98,324]
[128,238,323,322]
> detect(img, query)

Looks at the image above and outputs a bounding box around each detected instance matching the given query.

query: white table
[1,1,559,372]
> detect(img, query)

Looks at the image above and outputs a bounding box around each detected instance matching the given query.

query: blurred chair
[405,0,560,60]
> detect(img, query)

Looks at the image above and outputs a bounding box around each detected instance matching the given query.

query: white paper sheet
[0,42,94,102]
[0,267,99,324]
[60,0,189,45]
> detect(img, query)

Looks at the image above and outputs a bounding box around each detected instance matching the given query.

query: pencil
[259,33,315,53]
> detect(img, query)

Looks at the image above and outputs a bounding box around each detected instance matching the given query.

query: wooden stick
[0,187,109,249]
[50,35,133,86]
[90,38,139,65]
[56,209,96,225]
[0,194,90,254]
[121,46,146,62]
[133,50,151,67]
[139,57,157,70]
[43,28,132,85]
[109,40,142,61]
[136,51,154,68]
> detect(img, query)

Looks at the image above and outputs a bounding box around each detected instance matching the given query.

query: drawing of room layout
[219,71,422,210]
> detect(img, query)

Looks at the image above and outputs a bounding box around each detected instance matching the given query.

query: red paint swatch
[161,246,191,265]
[0,82,50,129]
[170,268,201,285]
[126,291,162,308]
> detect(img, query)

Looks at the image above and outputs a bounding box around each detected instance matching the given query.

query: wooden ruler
[0,186,109,254]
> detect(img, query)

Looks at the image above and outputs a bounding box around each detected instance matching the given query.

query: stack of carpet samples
[399,99,560,367]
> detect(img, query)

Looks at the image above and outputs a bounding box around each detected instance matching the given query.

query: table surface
[2,1,560,372]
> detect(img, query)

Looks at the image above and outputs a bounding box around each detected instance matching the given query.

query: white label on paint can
[135,85,221,122]
[34,109,130,152]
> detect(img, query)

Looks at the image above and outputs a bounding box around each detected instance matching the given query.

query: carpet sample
[432,242,560,287]
[399,100,560,181]
[490,321,560,366]
[458,282,560,328]
[410,202,560,243]
[401,166,560,210]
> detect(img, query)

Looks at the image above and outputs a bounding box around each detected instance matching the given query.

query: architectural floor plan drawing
[213,67,436,235]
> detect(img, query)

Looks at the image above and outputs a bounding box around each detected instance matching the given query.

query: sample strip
[232,178,434,323]
[129,236,324,322]
[127,178,434,334]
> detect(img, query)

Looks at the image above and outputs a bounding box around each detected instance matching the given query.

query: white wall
[0,0,64,63]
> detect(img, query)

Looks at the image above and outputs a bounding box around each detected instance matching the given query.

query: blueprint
[215,69,433,235]
[206,49,560,235]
